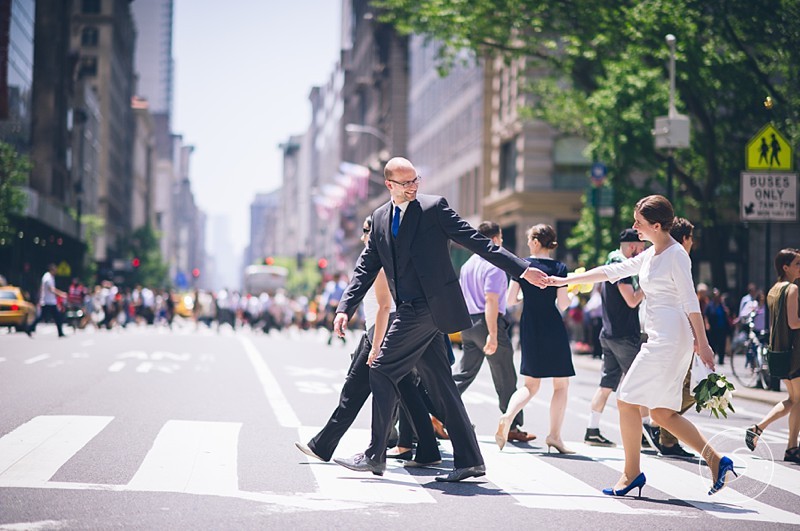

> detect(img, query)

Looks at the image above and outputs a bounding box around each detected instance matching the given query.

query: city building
[69,0,137,265]
[248,190,281,268]
[130,96,155,229]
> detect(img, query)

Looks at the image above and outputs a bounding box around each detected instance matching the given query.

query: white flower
[716,379,726,388]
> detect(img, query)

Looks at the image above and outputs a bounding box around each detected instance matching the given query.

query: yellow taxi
[0,286,36,332]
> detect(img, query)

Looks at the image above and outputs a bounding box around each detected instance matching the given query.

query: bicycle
[729,310,771,389]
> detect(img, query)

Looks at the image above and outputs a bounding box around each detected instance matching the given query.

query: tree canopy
[376,0,800,287]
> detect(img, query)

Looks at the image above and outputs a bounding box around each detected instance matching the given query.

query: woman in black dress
[496,224,575,453]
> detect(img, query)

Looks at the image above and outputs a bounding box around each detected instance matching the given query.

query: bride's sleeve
[601,250,647,284]
[673,249,701,314]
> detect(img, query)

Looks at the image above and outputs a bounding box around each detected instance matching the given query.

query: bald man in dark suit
[333,157,547,482]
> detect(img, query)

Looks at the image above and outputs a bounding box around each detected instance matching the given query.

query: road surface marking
[576,442,800,525]
[239,335,300,428]
[297,427,435,504]
[24,354,50,365]
[479,439,645,514]
[127,420,241,495]
[0,415,113,487]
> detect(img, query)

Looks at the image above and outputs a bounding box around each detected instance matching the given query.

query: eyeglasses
[387,175,422,188]
[362,227,371,234]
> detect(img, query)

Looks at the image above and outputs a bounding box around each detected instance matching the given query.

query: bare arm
[483,292,499,355]
[367,269,393,366]
[688,311,715,370]
[617,283,644,308]
[547,266,610,287]
[787,284,800,330]
[506,280,521,307]
[555,286,570,312]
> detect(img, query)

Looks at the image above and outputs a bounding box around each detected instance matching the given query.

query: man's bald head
[384,157,415,180]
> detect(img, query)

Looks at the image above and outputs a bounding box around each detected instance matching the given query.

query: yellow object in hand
[567,267,594,295]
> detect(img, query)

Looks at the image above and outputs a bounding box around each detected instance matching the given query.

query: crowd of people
[293,156,799,497]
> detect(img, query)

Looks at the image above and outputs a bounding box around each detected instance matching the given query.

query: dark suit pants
[31,304,65,336]
[368,301,483,469]
[308,330,439,463]
[395,375,441,463]
[454,315,523,429]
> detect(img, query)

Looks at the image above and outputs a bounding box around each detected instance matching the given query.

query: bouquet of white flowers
[692,372,735,419]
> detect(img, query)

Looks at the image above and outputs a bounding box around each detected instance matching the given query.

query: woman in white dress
[546,195,734,497]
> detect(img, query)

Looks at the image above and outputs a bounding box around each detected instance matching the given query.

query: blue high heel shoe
[708,456,738,495]
[602,472,646,497]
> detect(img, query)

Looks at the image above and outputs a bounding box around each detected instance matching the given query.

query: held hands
[333,312,349,338]
[521,267,548,288]
[483,334,497,355]
[544,276,569,287]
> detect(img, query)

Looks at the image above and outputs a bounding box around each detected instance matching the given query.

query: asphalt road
[1,321,798,530]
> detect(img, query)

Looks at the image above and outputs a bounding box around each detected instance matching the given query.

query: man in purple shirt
[454,221,535,443]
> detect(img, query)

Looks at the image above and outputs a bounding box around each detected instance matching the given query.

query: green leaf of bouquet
[720,409,728,418]
[712,409,719,419]
[729,403,735,413]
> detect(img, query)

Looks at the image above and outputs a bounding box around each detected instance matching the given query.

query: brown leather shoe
[507,429,537,442]
[431,416,449,440]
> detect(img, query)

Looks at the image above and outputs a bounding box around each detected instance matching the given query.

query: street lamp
[344,123,390,147]
[653,34,690,203]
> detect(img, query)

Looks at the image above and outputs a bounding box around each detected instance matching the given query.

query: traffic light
[317,258,328,271]
[264,256,274,265]
[192,267,200,278]
[131,257,141,268]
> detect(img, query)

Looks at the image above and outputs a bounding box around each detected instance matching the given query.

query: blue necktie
[391,206,401,237]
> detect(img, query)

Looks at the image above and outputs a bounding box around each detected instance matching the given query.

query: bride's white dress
[601,243,701,410]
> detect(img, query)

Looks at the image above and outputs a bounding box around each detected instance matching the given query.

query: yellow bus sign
[746,124,793,171]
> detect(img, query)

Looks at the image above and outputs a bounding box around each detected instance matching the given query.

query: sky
[172,0,342,258]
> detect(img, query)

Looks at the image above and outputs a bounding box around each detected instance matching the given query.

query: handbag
[767,283,793,379]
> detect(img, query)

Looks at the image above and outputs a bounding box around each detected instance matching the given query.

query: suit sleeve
[336,231,382,318]
[434,197,529,278]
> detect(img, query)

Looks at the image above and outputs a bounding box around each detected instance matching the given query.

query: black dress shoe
[434,465,486,482]
[294,441,328,462]
[659,443,695,458]
[333,453,386,476]
[386,449,413,460]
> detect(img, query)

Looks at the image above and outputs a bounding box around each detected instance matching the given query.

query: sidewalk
[572,353,784,405]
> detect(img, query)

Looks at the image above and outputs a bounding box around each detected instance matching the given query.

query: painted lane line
[0,415,114,487]
[239,335,301,428]
[297,427,435,504]
[127,420,241,495]
[24,354,50,365]
[107,361,125,372]
[478,439,644,515]
[575,442,800,525]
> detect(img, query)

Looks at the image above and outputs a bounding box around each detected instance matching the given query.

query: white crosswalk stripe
[127,420,241,495]
[0,415,113,487]
[297,427,435,504]
[1,414,799,522]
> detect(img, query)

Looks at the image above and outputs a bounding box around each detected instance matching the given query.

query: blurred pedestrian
[30,264,67,338]
[454,221,535,444]
[746,248,800,463]
[584,229,645,448]
[496,224,574,454]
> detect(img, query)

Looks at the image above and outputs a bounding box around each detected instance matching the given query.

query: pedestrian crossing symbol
[746,124,793,171]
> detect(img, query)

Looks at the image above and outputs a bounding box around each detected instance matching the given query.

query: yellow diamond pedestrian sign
[746,124,793,171]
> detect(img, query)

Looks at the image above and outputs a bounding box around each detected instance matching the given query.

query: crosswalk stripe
[0,415,114,487]
[297,427,435,504]
[239,336,301,428]
[479,439,645,514]
[127,420,241,495]
[575,442,800,524]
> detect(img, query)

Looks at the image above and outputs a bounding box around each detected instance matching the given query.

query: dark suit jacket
[337,194,529,334]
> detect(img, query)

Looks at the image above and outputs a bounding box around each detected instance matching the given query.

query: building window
[82,0,101,14]
[79,56,98,77]
[81,27,99,47]
[499,138,517,191]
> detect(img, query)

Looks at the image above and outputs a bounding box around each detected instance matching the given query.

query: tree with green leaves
[0,142,31,242]
[376,0,799,287]
[122,224,169,288]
